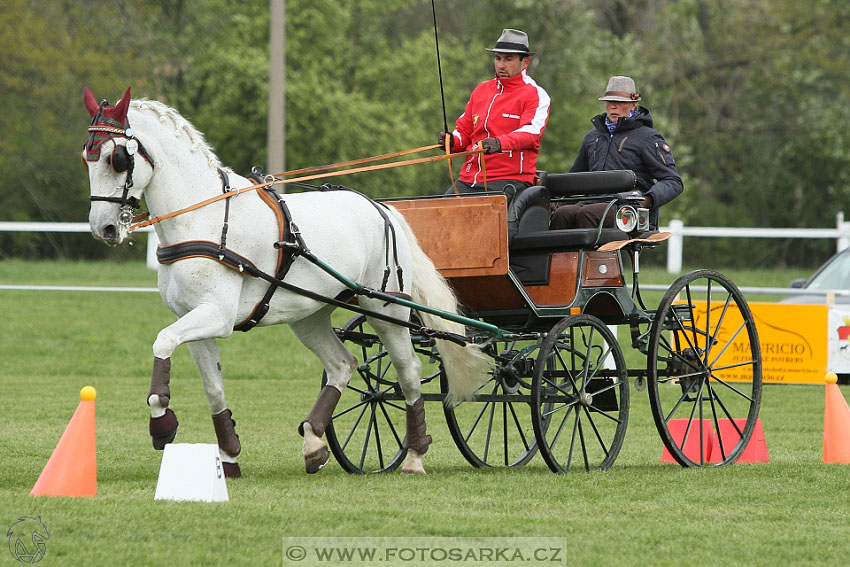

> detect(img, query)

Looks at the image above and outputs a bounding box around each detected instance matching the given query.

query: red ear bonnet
[83,87,132,161]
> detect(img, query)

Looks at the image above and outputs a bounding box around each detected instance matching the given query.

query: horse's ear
[84,87,100,117]
[111,87,132,122]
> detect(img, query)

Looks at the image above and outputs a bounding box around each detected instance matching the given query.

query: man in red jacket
[439,29,550,203]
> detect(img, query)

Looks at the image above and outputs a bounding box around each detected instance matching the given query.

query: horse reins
[129,145,484,232]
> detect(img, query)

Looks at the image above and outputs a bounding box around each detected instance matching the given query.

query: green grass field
[1,260,847,566]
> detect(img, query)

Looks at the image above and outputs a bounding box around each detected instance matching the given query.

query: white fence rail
[2,213,850,274]
[0,221,160,269]
[659,212,850,273]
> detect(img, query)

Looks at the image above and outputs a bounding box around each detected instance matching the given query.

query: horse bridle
[85,98,154,225]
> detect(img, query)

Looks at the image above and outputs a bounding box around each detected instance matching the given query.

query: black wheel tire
[647,269,763,467]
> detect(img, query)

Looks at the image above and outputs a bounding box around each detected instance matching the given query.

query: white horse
[83,87,488,476]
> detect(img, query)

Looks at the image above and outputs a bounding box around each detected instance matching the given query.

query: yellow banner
[679,302,828,384]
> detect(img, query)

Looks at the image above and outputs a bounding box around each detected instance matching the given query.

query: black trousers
[549,202,615,229]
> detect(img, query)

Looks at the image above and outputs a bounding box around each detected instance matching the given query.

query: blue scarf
[605,108,637,133]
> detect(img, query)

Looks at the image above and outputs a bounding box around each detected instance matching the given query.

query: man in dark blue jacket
[550,76,682,229]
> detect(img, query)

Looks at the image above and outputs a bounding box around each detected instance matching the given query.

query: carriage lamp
[615,205,649,233]
[615,190,650,233]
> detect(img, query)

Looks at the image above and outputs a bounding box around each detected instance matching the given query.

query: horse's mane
[130,99,225,170]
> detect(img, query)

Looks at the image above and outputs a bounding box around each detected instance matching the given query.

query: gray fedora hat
[485,29,535,55]
[598,76,641,102]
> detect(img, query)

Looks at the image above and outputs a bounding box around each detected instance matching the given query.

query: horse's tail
[389,207,491,406]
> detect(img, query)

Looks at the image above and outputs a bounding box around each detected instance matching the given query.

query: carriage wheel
[647,270,762,467]
[531,315,630,473]
[442,339,540,467]
[324,315,442,474]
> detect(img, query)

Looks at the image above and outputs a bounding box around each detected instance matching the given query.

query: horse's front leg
[187,339,242,478]
[148,301,236,454]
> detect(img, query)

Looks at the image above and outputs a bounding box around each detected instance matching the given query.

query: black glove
[480,137,501,154]
[437,131,454,150]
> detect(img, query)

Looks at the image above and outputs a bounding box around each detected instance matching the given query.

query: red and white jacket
[451,70,550,185]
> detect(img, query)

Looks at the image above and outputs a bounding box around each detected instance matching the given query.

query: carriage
[84,88,762,476]
[324,171,763,474]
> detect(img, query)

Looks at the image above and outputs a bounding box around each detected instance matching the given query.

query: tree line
[2,0,849,267]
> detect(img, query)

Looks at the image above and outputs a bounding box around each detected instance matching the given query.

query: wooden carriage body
[386,193,640,332]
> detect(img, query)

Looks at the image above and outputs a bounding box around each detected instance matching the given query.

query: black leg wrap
[298,385,342,438]
[212,408,241,458]
[405,397,432,455]
[148,357,171,407]
[150,408,179,450]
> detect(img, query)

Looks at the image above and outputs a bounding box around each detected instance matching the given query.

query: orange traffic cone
[823,373,850,464]
[30,386,97,497]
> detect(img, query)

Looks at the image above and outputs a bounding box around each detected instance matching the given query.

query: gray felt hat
[598,76,642,102]
[485,29,535,56]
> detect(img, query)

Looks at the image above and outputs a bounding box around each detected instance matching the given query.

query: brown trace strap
[130,146,485,231]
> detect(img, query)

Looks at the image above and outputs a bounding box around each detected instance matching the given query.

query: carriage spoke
[357,403,377,471]
[507,401,531,451]
[708,372,756,402]
[377,399,404,448]
[463,382,499,443]
[578,415,591,472]
[664,377,702,424]
[582,405,611,458]
[340,402,370,452]
[373,403,385,469]
[703,292,733,365]
[549,404,574,454]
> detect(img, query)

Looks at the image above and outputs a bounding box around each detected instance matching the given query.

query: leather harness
[154,173,434,337]
[156,169,306,332]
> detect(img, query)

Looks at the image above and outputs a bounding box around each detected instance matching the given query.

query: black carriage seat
[508,170,638,285]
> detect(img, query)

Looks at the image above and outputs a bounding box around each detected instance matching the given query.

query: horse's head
[83,87,154,245]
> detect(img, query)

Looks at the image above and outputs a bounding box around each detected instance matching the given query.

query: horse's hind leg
[290,307,356,474]
[365,313,430,475]
[187,339,242,478]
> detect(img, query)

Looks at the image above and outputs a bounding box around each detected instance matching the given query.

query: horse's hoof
[401,449,426,474]
[222,461,242,478]
[150,408,179,450]
[305,446,329,474]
